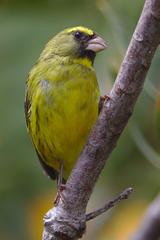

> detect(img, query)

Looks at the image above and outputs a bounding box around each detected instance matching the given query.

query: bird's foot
[54,184,66,206]
[98,94,111,114]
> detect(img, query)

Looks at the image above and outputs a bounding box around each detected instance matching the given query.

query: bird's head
[41,26,107,64]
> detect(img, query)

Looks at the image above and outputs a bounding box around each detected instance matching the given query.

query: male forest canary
[25,26,106,182]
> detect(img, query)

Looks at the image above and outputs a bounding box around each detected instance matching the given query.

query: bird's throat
[73,57,93,68]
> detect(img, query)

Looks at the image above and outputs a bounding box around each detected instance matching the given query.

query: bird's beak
[86,35,107,52]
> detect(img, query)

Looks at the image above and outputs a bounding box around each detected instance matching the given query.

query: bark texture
[43,0,160,239]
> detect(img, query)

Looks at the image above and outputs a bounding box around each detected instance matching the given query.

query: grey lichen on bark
[43,0,160,239]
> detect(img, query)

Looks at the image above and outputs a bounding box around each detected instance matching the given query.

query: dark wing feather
[36,149,66,183]
[24,92,31,128]
[35,149,58,181]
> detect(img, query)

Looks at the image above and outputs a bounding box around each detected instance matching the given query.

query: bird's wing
[35,148,59,181]
[24,91,59,181]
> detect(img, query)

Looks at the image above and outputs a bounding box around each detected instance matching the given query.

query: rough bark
[43,0,160,239]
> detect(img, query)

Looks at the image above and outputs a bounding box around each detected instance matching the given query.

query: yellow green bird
[25,26,106,183]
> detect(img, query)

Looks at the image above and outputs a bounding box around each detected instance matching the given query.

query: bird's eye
[74,31,82,39]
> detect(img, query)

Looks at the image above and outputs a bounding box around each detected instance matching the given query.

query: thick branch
[43,0,160,239]
[131,195,160,240]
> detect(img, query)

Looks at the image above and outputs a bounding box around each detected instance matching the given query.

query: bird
[24,26,107,186]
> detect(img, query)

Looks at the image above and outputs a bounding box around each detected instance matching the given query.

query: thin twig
[86,187,133,221]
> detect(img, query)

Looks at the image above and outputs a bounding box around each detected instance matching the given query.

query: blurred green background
[1,0,160,239]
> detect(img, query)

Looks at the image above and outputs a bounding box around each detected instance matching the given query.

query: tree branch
[131,195,160,240]
[86,187,133,221]
[43,0,160,239]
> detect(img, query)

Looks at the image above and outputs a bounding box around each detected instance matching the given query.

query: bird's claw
[54,184,66,206]
[98,94,111,113]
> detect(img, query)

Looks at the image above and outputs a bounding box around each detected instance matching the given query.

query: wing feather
[24,90,59,181]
